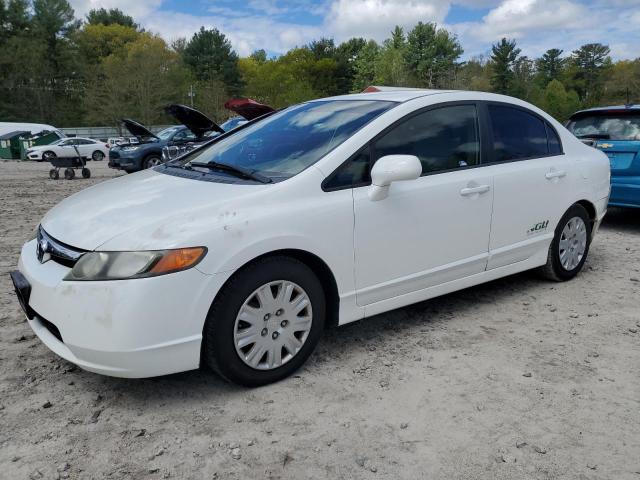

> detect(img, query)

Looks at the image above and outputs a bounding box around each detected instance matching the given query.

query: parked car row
[108,99,275,173]
[12,89,613,387]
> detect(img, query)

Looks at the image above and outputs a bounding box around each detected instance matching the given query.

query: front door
[352,104,494,306]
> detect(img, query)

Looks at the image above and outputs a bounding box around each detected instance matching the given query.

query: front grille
[37,227,86,268]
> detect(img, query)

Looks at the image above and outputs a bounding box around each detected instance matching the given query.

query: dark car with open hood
[110,99,274,173]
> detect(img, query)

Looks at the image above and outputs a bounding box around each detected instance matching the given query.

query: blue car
[567,105,640,208]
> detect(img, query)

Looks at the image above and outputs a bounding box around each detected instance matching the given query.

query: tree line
[1,0,639,128]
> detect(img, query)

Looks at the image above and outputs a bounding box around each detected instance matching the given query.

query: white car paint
[15,90,610,378]
[26,137,109,161]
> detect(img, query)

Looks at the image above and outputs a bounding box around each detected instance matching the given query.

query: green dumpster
[32,130,63,147]
[0,130,30,159]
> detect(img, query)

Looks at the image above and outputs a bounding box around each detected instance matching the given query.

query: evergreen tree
[182,27,242,94]
[490,38,521,94]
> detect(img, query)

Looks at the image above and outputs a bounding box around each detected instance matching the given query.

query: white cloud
[67,0,162,19]
[325,0,451,42]
[471,0,589,41]
[141,11,323,56]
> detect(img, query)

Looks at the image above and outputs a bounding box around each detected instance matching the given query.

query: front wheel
[143,155,162,169]
[539,204,591,281]
[42,151,56,161]
[203,256,325,386]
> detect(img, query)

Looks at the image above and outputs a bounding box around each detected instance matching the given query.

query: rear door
[485,103,572,270]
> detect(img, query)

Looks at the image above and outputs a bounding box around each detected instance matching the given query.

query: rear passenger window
[489,105,548,161]
[374,104,480,174]
[546,123,562,154]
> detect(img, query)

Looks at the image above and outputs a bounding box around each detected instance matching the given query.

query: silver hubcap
[234,280,312,370]
[147,158,161,167]
[93,152,103,160]
[559,216,587,271]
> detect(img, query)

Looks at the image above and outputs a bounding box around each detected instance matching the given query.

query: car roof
[570,105,640,117]
[312,88,454,103]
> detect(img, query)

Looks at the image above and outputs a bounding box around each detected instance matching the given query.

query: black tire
[92,150,104,161]
[538,204,592,281]
[64,168,75,180]
[203,256,326,387]
[49,169,59,180]
[143,155,161,169]
[81,167,91,179]
[43,151,56,161]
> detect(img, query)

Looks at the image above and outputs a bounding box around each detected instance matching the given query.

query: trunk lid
[224,98,275,121]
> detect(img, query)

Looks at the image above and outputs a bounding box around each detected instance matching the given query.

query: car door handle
[545,170,566,180]
[460,185,491,196]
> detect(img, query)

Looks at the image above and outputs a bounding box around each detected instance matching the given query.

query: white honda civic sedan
[11,90,610,386]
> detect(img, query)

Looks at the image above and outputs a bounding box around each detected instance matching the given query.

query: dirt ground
[0,160,639,480]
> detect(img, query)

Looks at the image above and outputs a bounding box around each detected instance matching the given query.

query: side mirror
[368,155,422,201]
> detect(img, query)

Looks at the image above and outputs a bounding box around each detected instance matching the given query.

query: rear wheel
[49,169,59,180]
[81,167,91,178]
[92,150,104,161]
[143,155,162,169]
[64,168,75,180]
[203,256,325,386]
[539,204,591,281]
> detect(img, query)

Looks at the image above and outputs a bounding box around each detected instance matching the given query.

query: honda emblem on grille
[37,238,50,263]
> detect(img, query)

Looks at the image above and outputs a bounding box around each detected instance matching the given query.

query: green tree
[250,49,267,63]
[490,38,521,94]
[405,22,463,88]
[182,27,242,94]
[84,34,189,126]
[0,0,30,43]
[603,59,640,105]
[335,37,366,93]
[86,8,138,29]
[538,79,580,121]
[75,23,140,64]
[352,40,380,91]
[536,48,564,86]
[570,43,611,103]
[375,29,411,87]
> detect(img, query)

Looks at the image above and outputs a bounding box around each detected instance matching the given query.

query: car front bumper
[14,239,229,378]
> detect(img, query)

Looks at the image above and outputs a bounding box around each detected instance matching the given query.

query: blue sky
[69,0,640,59]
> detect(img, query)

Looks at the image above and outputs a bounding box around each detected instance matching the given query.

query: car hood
[121,119,158,140]
[164,104,224,136]
[40,169,270,251]
[224,98,275,121]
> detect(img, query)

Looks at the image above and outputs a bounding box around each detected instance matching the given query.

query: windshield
[156,126,182,139]
[568,114,640,140]
[179,100,394,179]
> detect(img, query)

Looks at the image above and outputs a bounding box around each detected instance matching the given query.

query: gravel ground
[1,160,639,480]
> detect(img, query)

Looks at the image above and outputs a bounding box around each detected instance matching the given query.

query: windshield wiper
[189,161,272,184]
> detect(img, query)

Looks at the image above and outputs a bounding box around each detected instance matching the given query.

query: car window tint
[373,105,479,174]
[546,122,562,154]
[324,146,371,189]
[489,105,548,161]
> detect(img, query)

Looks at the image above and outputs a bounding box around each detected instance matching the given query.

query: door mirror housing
[368,155,422,201]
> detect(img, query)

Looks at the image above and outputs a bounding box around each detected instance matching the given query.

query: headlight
[122,146,140,151]
[64,247,206,281]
